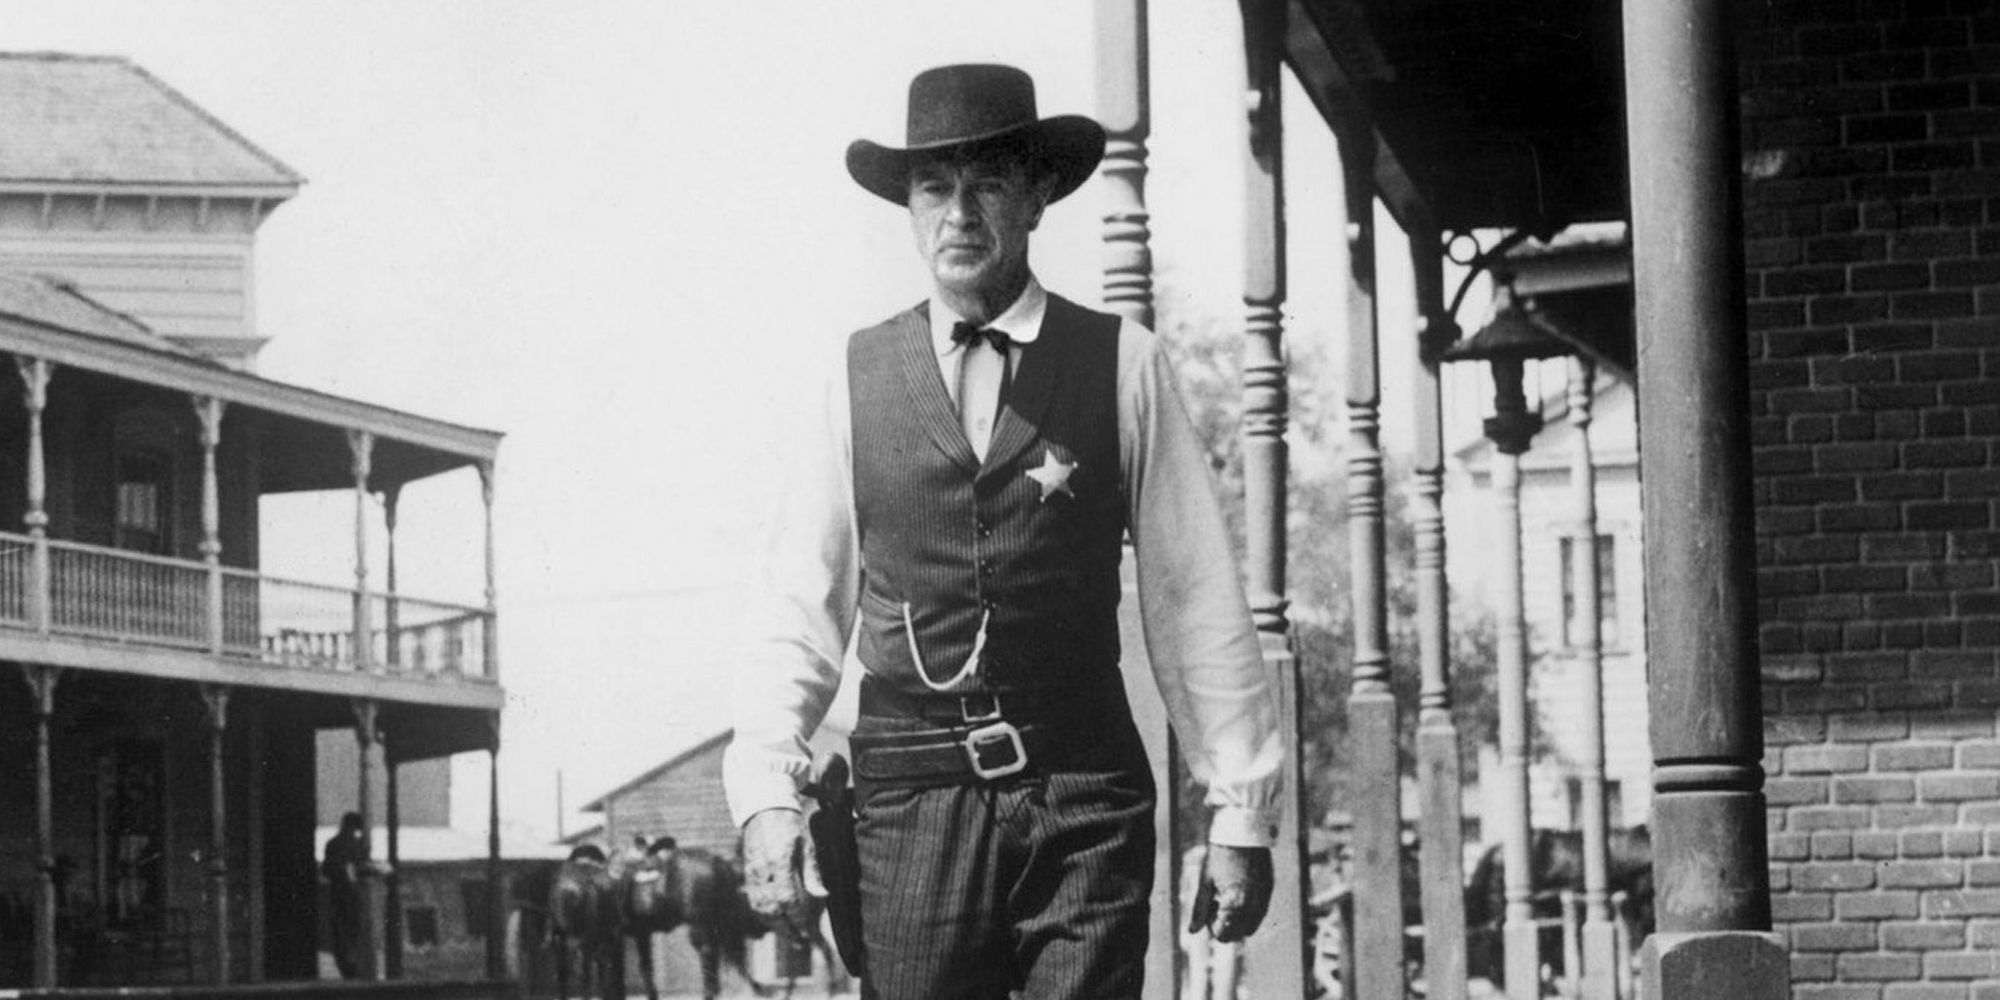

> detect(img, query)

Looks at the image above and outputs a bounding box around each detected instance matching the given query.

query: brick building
[1741,4,2000,996]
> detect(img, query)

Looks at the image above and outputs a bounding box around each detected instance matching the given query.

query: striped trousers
[854,715,1156,1000]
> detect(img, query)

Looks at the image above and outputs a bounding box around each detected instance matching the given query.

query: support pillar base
[1581,921,1618,1000]
[1504,919,1540,1000]
[1348,692,1405,1000]
[1639,931,1786,1000]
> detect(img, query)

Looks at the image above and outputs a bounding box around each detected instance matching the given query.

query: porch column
[1567,360,1617,999]
[200,685,232,984]
[1093,7,1176,997]
[348,431,375,671]
[246,701,267,982]
[1239,2,1305,996]
[486,713,506,979]
[22,665,62,988]
[1341,151,1404,999]
[1624,0,1784,995]
[1095,0,1153,330]
[479,460,498,680]
[17,357,53,634]
[351,698,383,980]
[1410,223,1468,1000]
[195,397,227,655]
[384,736,403,979]
[1482,360,1542,1000]
[383,485,401,673]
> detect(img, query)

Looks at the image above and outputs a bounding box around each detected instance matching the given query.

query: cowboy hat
[846,63,1106,206]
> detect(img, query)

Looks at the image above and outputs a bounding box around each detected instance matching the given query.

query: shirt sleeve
[723,337,858,826]
[1118,321,1285,848]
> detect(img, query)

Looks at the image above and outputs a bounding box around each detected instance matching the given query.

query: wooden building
[0,53,506,991]
[577,731,735,858]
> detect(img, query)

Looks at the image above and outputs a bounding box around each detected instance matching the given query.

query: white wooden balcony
[0,530,494,685]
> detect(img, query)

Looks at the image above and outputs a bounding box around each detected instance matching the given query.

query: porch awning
[0,273,501,492]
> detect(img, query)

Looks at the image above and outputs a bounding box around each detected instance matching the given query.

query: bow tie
[951,321,1013,356]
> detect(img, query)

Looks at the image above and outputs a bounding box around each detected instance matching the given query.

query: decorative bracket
[200,685,231,731]
[350,698,380,748]
[347,429,374,487]
[20,665,62,717]
[15,357,51,412]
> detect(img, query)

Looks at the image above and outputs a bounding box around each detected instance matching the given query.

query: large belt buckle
[963,721,1027,780]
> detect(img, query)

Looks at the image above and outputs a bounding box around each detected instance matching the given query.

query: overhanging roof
[0,273,500,485]
[1286,0,1627,234]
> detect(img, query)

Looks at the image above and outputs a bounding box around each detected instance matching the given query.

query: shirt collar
[929,277,1047,357]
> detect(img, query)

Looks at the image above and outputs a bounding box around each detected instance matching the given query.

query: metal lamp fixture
[1442,282,1574,456]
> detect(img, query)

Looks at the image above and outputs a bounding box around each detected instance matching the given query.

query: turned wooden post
[383,485,401,673]
[385,737,403,979]
[348,431,375,670]
[201,685,232,983]
[1340,148,1406,1000]
[1238,2,1306,995]
[1096,0,1154,330]
[1410,222,1468,1000]
[17,358,53,634]
[1094,6,1178,996]
[23,665,62,987]
[486,714,506,979]
[195,397,227,654]
[1482,356,1543,1000]
[479,460,498,680]
[246,702,267,982]
[351,699,383,980]
[1567,359,1618,999]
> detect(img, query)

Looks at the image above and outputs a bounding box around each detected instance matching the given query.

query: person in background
[321,812,367,980]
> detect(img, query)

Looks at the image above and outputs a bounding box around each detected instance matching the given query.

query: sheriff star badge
[1025,451,1077,502]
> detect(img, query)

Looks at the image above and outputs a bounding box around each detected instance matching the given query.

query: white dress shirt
[725,278,1284,847]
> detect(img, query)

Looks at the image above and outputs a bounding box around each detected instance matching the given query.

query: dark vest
[848,294,1125,696]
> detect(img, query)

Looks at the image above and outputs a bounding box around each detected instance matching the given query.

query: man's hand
[742,807,814,928]
[1191,845,1274,943]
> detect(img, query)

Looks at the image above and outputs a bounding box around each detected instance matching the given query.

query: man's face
[907,153,1050,304]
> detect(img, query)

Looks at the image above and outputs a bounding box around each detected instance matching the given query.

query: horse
[1463,826,1655,992]
[548,844,627,1000]
[620,836,847,1000]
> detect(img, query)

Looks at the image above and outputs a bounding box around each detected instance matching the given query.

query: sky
[7,0,1469,839]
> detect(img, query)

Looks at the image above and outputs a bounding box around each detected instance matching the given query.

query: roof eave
[0,180,302,202]
[0,310,501,464]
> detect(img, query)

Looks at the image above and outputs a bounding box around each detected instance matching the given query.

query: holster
[805,754,865,979]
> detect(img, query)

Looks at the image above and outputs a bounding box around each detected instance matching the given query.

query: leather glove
[742,807,816,930]
[1189,844,1274,943]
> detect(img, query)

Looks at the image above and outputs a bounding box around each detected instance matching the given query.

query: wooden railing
[0,530,494,681]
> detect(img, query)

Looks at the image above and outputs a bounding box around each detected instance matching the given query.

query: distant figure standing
[322,812,367,979]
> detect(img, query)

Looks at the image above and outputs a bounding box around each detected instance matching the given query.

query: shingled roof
[0,272,198,357]
[0,52,302,189]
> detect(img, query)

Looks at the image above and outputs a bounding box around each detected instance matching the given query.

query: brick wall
[1742,3,2000,997]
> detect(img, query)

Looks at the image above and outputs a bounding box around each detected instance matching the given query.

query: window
[1564,776,1624,830]
[460,880,490,939]
[113,450,172,555]
[1560,534,1619,649]
[405,906,440,950]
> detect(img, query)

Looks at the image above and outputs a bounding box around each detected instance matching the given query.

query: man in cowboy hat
[725,63,1281,998]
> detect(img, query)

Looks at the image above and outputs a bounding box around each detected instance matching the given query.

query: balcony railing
[0,530,493,682]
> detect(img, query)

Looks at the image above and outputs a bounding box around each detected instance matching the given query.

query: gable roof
[0,52,302,190]
[579,730,732,813]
